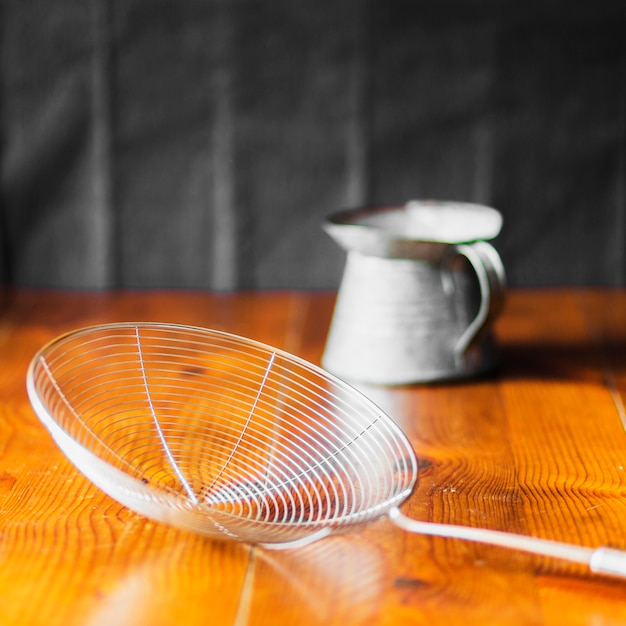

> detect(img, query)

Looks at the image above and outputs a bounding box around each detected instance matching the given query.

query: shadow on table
[496,341,626,383]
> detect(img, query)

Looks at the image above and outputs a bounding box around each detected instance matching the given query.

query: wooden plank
[580,290,626,428]
[496,291,626,618]
[366,382,543,626]
[1,289,626,624]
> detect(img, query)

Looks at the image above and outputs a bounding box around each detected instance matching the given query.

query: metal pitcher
[322,200,506,385]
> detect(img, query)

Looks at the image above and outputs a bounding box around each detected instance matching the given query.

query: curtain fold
[0,1,624,289]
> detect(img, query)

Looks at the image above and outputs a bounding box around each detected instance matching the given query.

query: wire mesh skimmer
[26,322,626,578]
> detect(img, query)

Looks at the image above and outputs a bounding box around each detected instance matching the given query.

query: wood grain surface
[0,288,625,625]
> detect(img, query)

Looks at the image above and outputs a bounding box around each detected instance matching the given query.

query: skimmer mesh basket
[27,323,418,546]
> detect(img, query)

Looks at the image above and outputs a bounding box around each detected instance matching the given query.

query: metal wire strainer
[26,323,626,578]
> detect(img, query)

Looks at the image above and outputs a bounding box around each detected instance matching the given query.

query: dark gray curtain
[1,0,624,289]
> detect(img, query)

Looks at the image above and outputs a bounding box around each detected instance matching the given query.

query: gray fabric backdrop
[1,0,624,289]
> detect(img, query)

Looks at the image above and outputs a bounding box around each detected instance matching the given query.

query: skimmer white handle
[388,508,626,579]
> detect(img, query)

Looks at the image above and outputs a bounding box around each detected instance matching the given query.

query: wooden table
[1,288,625,625]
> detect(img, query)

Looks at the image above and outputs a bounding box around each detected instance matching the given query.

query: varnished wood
[1,288,626,625]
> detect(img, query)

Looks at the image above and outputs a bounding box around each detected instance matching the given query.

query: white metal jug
[322,201,506,385]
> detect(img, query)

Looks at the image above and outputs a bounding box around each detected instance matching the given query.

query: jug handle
[450,241,506,366]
